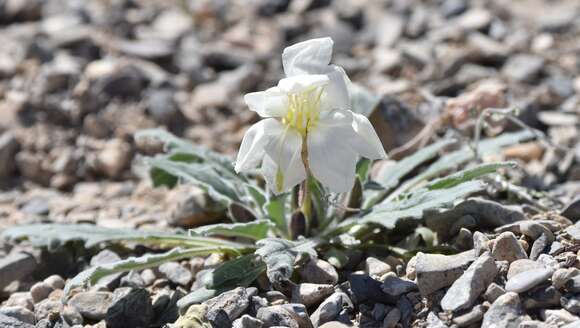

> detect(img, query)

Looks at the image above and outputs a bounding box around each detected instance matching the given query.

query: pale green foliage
[1,125,535,303]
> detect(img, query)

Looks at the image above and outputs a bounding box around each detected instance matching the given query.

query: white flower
[235,37,386,193]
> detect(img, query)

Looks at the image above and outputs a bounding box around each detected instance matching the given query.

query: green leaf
[201,254,266,291]
[145,157,240,203]
[386,130,534,201]
[427,162,516,190]
[63,247,226,299]
[189,221,274,241]
[356,158,372,183]
[350,83,381,117]
[1,224,248,250]
[263,194,288,236]
[247,184,267,209]
[350,180,486,229]
[376,139,456,190]
[255,238,317,285]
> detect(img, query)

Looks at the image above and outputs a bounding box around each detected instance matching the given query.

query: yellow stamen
[282,87,324,136]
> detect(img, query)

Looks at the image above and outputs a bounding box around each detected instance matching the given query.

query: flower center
[282,86,324,136]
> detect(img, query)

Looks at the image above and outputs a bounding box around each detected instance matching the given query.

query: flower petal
[320,65,351,112]
[262,128,306,193]
[244,87,289,117]
[307,110,359,193]
[277,74,329,94]
[235,118,285,172]
[351,112,387,159]
[282,37,334,76]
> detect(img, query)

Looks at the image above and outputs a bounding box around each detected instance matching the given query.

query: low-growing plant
[1,38,535,307]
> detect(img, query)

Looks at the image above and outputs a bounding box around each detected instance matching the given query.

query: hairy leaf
[263,195,288,236]
[145,157,240,203]
[201,254,266,290]
[136,129,239,180]
[255,238,317,285]
[351,180,486,229]
[387,130,534,201]
[376,139,456,191]
[189,221,274,241]
[427,162,516,190]
[1,224,247,250]
[63,247,225,298]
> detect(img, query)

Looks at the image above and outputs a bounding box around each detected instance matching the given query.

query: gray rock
[365,257,391,277]
[0,252,37,290]
[383,307,401,328]
[69,291,114,321]
[492,232,527,263]
[426,312,448,328]
[105,288,152,328]
[505,268,552,293]
[233,314,263,328]
[502,54,544,82]
[542,309,579,326]
[291,283,334,308]
[561,197,580,222]
[158,262,192,286]
[552,268,579,290]
[257,304,313,328]
[426,199,525,241]
[146,88,180,125]
[381,273,417,297]
[441,253,498,312]
[562,295,580,314]
[484,282,506,303]
[441,0,467,17]
[0,313,34,328]
[0,306,35,325]
[519,320,551,328]
[90,249,123,289]
[415,250,475,295]
[507,259,544,279]
[523,286,561,310]
[375,13,404,48]
[205,287,250,322]
[116,39,174,60]
[310,292,353,327]
[349,274,396,305]
[482,292,524,328]
[34,299,60,321]
[457,8,492,31]
[119,270,146,288]
[299,259,339,285]
[2,292,34,311]
[43,275,65,290]
[30,281,54,304]
[473,231,490,256]
[452,305,484,327]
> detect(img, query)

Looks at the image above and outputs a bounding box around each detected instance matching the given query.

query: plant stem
[301,135,312,235]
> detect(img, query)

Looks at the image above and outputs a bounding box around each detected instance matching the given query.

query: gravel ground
[1,0,580,327]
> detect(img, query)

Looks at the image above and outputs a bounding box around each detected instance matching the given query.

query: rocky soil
[1,0,580,327]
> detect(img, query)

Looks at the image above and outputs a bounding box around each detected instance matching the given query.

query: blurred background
[0,0,579,228]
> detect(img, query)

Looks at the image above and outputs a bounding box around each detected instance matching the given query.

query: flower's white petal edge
[282,37,334,76]
[244,87,289,118]
[277,74,329,94]
[351,112,388,159]
[235,118,285,172]
[320,65,351,112]
[263,128,306,193]
[307,110,359,193]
